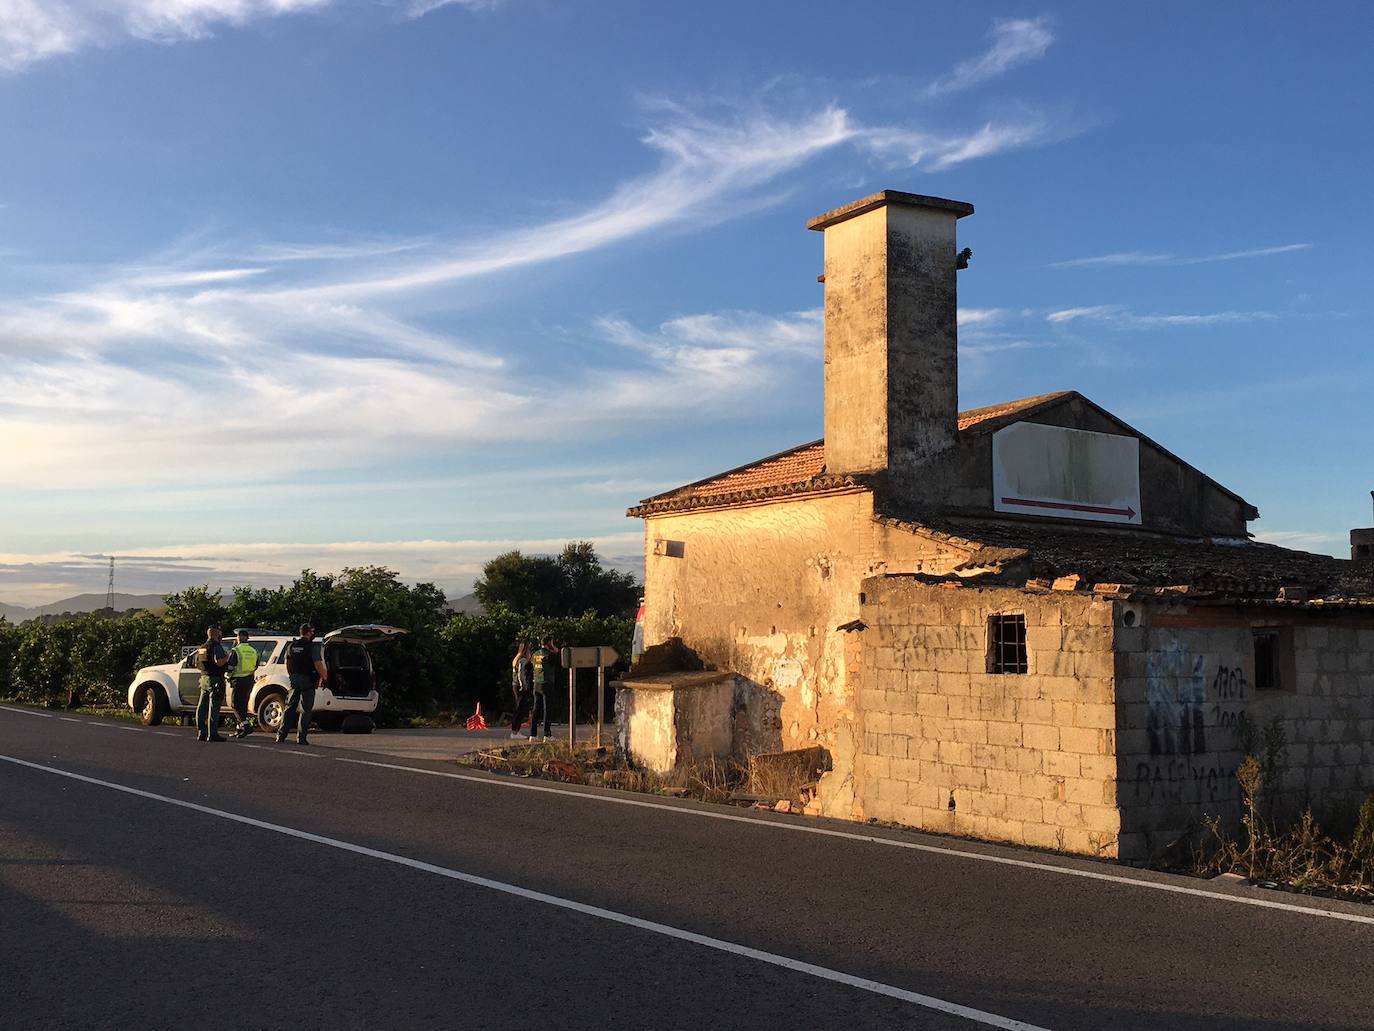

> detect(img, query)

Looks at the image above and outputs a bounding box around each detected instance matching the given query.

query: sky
[1,1,1372,605]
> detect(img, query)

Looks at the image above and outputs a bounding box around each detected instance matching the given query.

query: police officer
[194,625,230,742]
[528,636,560,741]
[228,630,258,737]
[276,623,326,746]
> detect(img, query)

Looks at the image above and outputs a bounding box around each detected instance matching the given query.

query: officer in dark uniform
[194,625,230,742]
[277,623,327,745]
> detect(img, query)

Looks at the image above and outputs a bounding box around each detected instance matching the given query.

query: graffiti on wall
[1145,634,1208,756]
[1209,665,1247,734]
[1134,639,1249,806]
[1132,757,1237,805]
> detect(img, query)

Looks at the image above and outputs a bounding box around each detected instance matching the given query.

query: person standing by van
[228,630,258,736]
[276,624,326,746]
[194,625,230,742]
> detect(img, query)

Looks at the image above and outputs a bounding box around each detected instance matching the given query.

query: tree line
[0,545,638,724]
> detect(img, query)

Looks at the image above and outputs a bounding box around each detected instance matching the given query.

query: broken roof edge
[807,190,975,231]
[866,571,1374,607]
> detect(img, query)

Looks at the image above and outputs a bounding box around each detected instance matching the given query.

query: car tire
[255,690,287,734]
[340,714,374,735]
[137,684,169,726]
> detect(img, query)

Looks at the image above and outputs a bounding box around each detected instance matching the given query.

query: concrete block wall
[1116,609,1374,860]
[856,578,1121,857]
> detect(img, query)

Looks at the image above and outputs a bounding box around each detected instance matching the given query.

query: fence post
[568,665,576,749]
[596,653,605,749]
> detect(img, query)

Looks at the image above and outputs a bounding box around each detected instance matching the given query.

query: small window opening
[988,614,1028,674]
[1253,629,1280,690]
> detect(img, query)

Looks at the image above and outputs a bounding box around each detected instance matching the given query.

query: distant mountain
[446,592,486,616]
[0,593,165,623]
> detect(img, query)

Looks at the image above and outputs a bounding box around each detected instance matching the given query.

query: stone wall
[640,490,972,817]
[1116,605,1374,860]
[856,578,1121,857]
[615,672,739,774]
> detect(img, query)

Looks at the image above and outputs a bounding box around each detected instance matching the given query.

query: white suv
[127,625,407,734]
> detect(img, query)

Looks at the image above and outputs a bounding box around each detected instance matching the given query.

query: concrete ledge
[807,190,975,231]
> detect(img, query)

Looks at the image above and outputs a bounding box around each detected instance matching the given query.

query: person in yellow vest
[228,630,259,737]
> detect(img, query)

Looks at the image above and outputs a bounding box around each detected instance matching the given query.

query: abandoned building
[617,188,1374,863]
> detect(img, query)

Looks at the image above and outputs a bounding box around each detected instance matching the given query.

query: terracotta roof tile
[629,392,1076,516]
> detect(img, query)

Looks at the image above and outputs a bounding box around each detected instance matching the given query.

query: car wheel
[255,690,287,734]
[137,684,168,726]
[341,714,374,735]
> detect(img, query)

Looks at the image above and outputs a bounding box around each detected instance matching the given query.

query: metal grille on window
[989,614,1028,674]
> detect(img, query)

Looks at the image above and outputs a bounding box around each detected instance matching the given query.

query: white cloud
[1044,305,1123,324]
[1050,243,1312,269]
[0,0,333,72]
[0,66,1069,490]
[404,0,503,16]
[1045,305,1278,327]
[925,16,1054,97]
[957,307,1006,326]
[1252,530,1344,553]
[0,531,646,606]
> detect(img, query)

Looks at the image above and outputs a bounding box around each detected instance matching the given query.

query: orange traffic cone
[465,703,488,730]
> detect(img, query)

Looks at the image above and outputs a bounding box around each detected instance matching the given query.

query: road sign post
[559,646,620,750]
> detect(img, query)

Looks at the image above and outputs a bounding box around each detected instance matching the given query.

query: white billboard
[992,422,1141,524]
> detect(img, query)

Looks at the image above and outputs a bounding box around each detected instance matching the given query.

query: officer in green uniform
[228,630,258,737]
[194,625,230,742]
[528,636,559,741]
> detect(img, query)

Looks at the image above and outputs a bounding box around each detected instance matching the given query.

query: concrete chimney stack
[808,190,974,480]
[1351,491,1374,561]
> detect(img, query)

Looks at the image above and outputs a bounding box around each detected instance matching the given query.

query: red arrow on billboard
[1001,496,1137,518]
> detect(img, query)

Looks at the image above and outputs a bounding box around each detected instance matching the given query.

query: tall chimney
[808,190,974,479]
[1353,490,1374,562]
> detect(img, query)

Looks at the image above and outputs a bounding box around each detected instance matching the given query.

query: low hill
[0,593,165,623]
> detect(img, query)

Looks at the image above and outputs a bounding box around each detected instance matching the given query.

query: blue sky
[1,1,1371,604]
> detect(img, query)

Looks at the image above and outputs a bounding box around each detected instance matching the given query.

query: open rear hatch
[324,624,408,645]
[322,625,408,697]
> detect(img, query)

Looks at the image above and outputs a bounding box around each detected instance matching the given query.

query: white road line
[58,717,83,723]
[331,757,1374,927]
[0,754,1047,1031]
[0,704,53,718]
[8,705,1373,927]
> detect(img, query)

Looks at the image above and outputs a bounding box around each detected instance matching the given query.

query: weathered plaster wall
[615,672,738,774]
[640,490,971,816]
[1116,606,1374,860]
[856,579,1121,857]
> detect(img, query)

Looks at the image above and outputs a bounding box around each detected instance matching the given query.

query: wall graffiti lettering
[1209,665,1247,735]
[1146,635,1207,756]
[1131,759,1238,805]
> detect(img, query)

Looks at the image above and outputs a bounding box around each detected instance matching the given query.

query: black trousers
[229,677,252,721]
[511,687,534,734]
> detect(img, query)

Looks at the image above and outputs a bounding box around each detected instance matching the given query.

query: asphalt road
[1,704,1371,1031]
